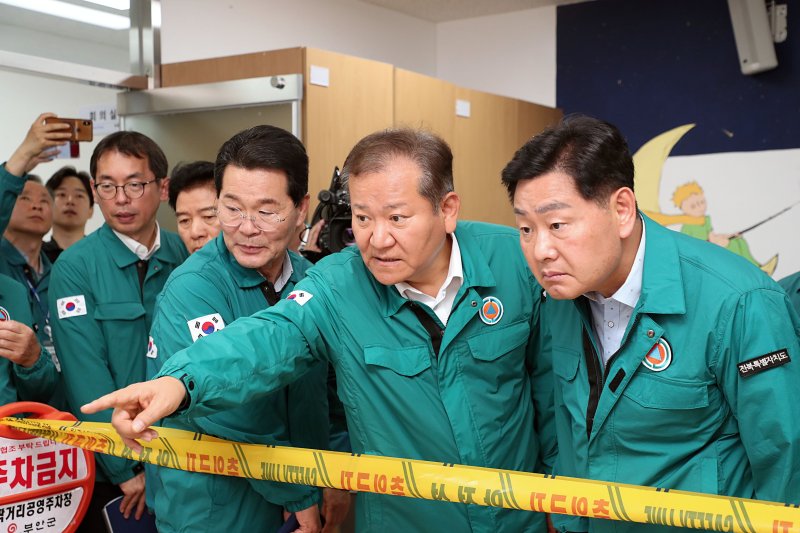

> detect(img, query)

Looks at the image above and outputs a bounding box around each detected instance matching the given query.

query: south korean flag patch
[146,336,158,359]
[187,313,226,342]
[287,290,313,306]
[57,295,87,319]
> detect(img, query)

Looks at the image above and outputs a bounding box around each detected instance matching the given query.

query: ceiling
[0,0,128,46]
[359,0,588,23]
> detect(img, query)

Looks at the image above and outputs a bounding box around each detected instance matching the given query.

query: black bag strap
[136,260,149,295]
[408,303,444,357]
[259,280,281,306]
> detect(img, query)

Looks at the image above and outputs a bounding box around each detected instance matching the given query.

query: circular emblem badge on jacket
[642,337,672,372]
[479,296,504,325]
[0,306,9,321]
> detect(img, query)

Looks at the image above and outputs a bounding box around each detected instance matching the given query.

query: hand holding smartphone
[44,117,94,142]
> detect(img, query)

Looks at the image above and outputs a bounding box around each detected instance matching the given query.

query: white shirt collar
[395,234,462,300]
[272,251,294,293]
[113,222,162,261]
[585,219,646,309]
[395,234,463,325]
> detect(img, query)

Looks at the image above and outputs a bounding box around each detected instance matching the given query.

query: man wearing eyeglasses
[48,131,188,530]
[143,125,347,533]
[84,128,553,533]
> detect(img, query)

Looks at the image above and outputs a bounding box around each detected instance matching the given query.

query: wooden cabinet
[160,47,562,225]
[303,48,395,202]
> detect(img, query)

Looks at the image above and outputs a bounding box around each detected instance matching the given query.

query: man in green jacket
[85,128,554,533]
[501,115,800,532]
[0,273,58,405]
[148,125,343,533]
[166,160,219,254]
[779,271,800,316]
[49,131,188,530]
[1,114,72,388]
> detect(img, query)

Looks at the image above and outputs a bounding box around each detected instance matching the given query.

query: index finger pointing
[81,391,123,414]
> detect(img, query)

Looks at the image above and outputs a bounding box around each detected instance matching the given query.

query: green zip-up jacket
[156,221,554,533]
[0,164,64,409]
[49,224,187,484]
[147,233,327,532]
[547,215,800,533]
[0,164,53,352]
[778,271,800,317]
[0,273,57,405]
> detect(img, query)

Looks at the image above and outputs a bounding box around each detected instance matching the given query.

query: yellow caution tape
[2,417,799,532]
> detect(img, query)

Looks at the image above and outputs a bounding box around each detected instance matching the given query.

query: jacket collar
[635,213,687,316]
[1,238,51,276]
[99,223,183,269]
[381,222,496,317]
[216,234,303,291]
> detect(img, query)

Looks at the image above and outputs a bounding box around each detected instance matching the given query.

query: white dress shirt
[272,251,295,292]
[395,234,463,325]
[113,223,162,260]
[584,222,646,365]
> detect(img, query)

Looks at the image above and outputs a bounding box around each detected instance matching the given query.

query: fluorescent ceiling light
[0,0,130,29]
[83,0,130,10]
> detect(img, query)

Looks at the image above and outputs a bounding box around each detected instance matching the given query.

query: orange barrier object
[0,402,94,533]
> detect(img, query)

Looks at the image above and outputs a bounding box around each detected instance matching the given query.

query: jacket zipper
[583,315,641,440]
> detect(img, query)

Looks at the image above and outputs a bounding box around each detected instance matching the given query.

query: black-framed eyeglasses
[215,204,287,231]
[94,179,157,200]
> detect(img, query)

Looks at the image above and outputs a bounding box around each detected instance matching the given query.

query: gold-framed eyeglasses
[215,204,287,231]
[94,180,157,200]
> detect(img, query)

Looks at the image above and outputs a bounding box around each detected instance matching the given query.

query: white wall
[0,69,118,234]
[161,0,438,76]
[436,7,557,107]
[660,149,800,281]
[161,1,558,106]
[1,2,560,237]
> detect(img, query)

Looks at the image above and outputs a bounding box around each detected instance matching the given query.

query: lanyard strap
[259,280,281,306]
[408,303,444,357]
[22,265,50,325]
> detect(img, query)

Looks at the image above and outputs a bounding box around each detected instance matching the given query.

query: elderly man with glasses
[141,124,348,533]
[48,131,188,530]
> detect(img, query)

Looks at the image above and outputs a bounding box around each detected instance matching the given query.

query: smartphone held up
[44,117,93,142]
[45,117,93,159]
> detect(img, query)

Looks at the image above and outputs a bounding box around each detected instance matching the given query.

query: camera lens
[341,227,355,247]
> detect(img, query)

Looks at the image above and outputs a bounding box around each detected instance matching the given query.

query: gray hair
[340,128,454,211]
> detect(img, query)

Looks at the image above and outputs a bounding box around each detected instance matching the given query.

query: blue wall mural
[557,0,799,155]
[556,0,800,279]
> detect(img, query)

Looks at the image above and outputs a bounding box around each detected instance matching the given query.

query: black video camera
[310,167,354,256]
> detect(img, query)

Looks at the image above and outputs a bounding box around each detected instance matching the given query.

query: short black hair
[46,166,94,207]
[90,131,168,182]
[501,114,635,206]
[168,161,215,210]
[214,125,308,206]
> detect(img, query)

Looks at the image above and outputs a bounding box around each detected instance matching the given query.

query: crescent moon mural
[633,124,778,276]
[633,124,704,226]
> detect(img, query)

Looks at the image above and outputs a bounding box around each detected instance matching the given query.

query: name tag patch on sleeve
[187,313,226,342]
[57,295,87,319]
[738,349,791,378]
[287,290,313,306]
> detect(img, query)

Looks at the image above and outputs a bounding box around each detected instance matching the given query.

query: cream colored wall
[160,1,558,108]
[160,0,438,77]
[0,69,118,235]
[436,7,557,107]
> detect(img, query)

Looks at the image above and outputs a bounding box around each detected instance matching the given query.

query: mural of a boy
[672,180,777,275]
